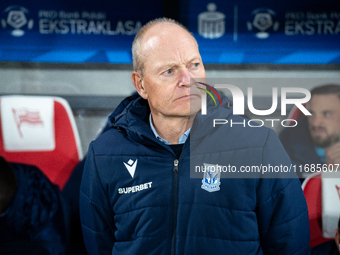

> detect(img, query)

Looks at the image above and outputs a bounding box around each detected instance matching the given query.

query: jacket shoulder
[91,127,128,154]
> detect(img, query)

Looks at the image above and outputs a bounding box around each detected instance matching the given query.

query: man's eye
[165,69,173,74]
[193,63,199,67]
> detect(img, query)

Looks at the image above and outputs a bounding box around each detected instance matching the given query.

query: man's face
[137,24,206,118]
[308,94,340,148]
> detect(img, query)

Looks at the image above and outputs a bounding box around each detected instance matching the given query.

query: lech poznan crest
[247,8,279,39]
[201,163,221,192]
[1,5,34,37]
[198,3,225,39]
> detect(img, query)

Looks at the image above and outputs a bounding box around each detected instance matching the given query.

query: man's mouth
[177,94,200,100]
[311,127,326,135]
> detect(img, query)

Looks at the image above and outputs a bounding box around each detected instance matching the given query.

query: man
[80,18,309,254]
[280,84,340,181]
[0,156,67,255]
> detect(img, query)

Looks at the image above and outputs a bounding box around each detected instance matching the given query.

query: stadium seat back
[0,95,83,189]
[302,172,338,248]
[287,104,307,125]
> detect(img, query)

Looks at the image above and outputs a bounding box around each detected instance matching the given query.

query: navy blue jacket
[0,163,67,255]
[309,240,339,255]
[80,94,310,255]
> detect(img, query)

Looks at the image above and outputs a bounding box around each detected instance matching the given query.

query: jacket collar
[109,91,234,145]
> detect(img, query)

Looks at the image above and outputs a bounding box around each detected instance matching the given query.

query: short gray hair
[132,18,196,77]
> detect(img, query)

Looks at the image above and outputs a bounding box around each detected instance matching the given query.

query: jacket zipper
[171,159,179,255]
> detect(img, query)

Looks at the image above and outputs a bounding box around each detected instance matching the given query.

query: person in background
[80,17,309,254]
[0,156,68,255]
[280,84,340,182]
[310,216,340,255]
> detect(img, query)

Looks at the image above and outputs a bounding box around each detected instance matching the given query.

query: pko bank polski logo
[1,6,34,37]
[198,82,311,128]
[247,8,279,39]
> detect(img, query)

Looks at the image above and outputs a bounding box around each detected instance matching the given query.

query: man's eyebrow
[309,109,335,115]
[154,57,201,73]
[187,57,201,63]
[322,110,334,113]
[155,62,179,72]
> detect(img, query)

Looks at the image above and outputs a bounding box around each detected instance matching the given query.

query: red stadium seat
[302,172,334,248]
[287,104,307,125]
[0,95,83,190]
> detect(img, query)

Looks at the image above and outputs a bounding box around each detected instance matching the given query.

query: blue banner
[0,0,339,64]
[180,0,340,64]
[0,0,163,63]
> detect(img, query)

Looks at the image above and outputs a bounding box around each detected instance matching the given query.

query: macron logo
[124,159,138,178]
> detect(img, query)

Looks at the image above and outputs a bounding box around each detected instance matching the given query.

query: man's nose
[310,115,324,127]
[178,68,191,87]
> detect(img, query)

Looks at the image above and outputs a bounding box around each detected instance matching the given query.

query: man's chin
[189,99,201,115]
[177,110,200,118]
[312,135,337,148]
[169,107,200,118]
[169,99,201,117]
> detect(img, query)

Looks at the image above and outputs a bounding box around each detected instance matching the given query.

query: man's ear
[131,71,148,99]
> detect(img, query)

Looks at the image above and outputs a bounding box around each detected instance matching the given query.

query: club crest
[201,163,221,192]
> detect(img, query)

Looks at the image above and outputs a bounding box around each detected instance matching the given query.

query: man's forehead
[143,36,160,53]
[311,94,340,102]
[143,25,193,47]
[309,94,340,109]
[141,26,200,67]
